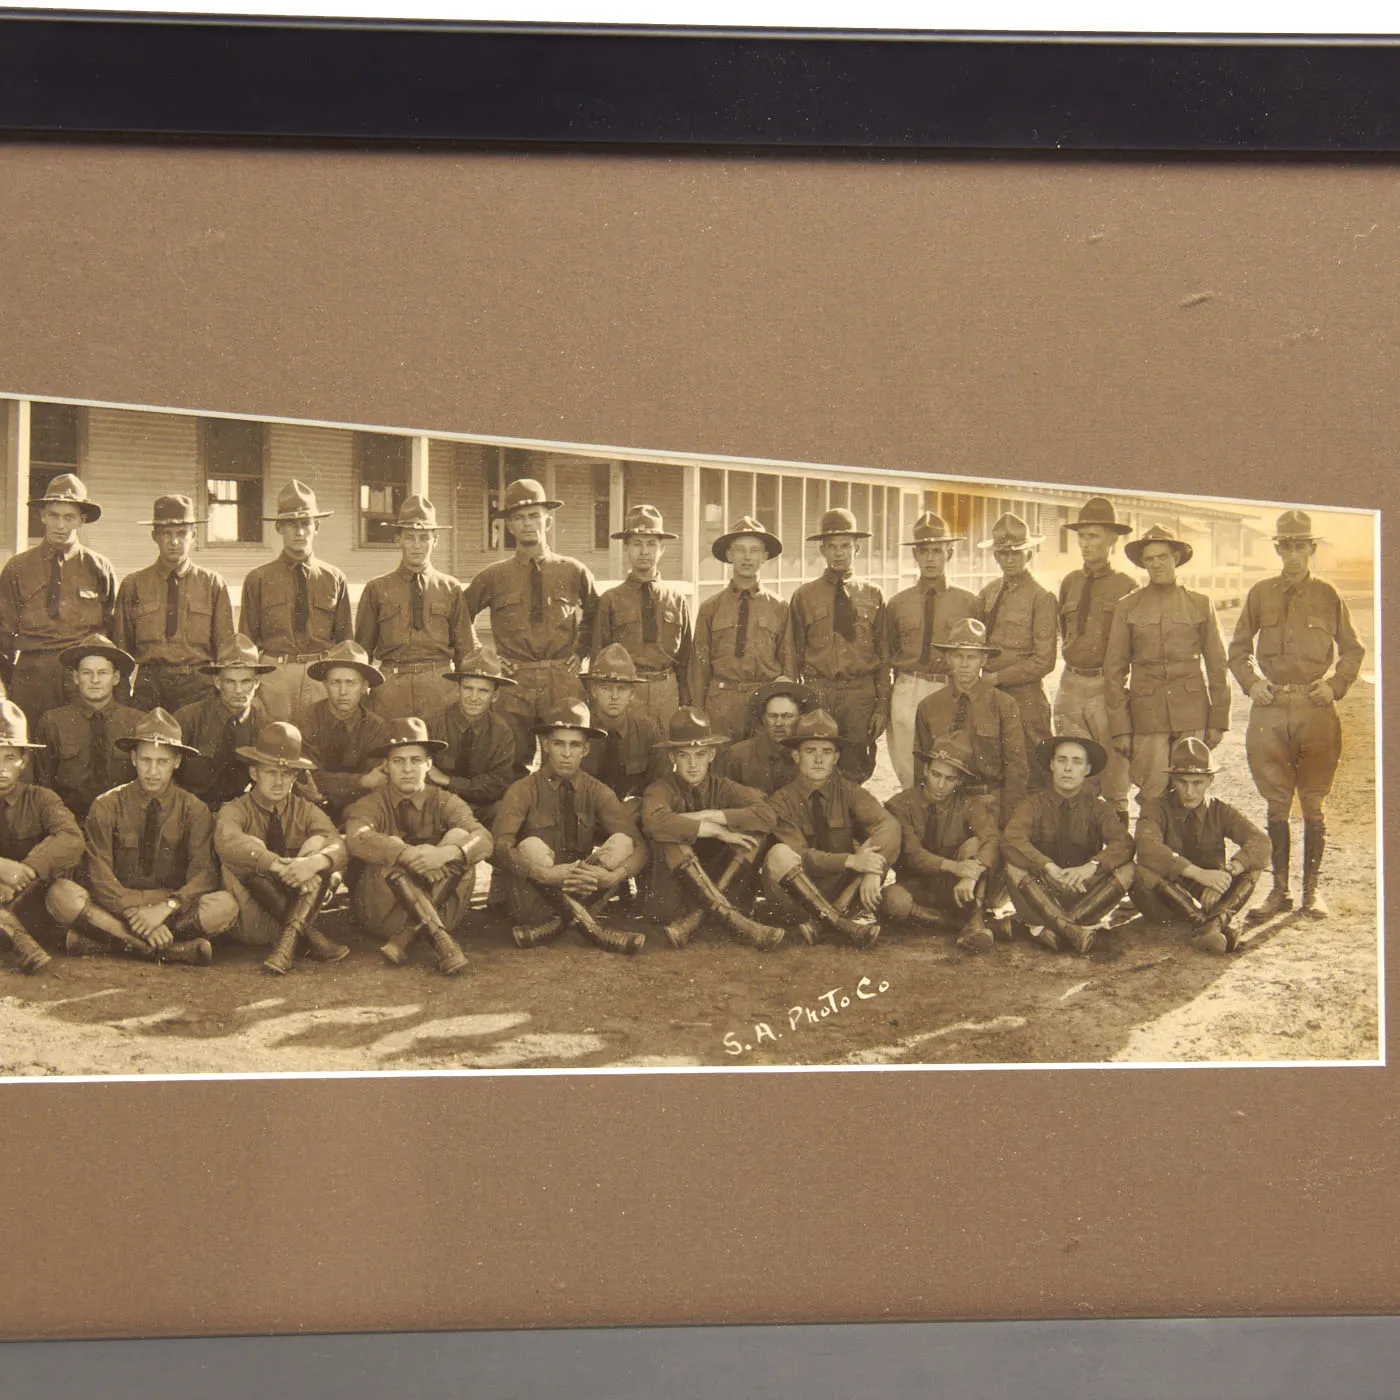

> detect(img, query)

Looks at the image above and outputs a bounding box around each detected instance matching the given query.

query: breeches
[1054,669,1131,808]
[888,673,944,791]
[888,870,970,915]
[502,833,632,922]
[131,664,215,714]
[222,834,337,946]
[256,662,328,728]
[643,836,747,922]
[369,669,458,729]
[1129,728,1205,800]
[805,676,878,782]
[10,651,76,729]
[700,683,762,744]
[350,861,473,938]
[493,665,584,773]
[48,876,239,936]
[1246,694,1341,820]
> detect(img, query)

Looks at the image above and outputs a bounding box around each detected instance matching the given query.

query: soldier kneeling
[881,733,1001,954]
[1132,736,1269,955]
[215,722,350,975]
[640,707,783,950]
[1001,735,1135,956]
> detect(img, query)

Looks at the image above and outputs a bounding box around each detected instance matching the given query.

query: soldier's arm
[449,582,480,665]
[1133,800,1187,879]
[1000,692,1028,814]
[991,587,1058,686]
[888,796,942,878]
[1001,795,1050,873]
[1094,802,1134,870]
[592,783,648,875]
[112,577,137,655]
[331,573,353,643]
[588,590,613,659]
[237,570,262,643]
[871,594,892,712]
[343,797,411,866]
[576,565,601,663]
[674,599,694,706]
[715,778,773,832]
[1219,801,1271,873]
[437,791,493,862]
[353,582,379,657]
[1329,591,1365,698]
[1103,598,1133,738]
[0,559,21,659]
[490,778,539,877]
[211,579,237,657]
[215,801,279,876]
[783,590,807,678]
[1201,599,1231,732]
[32,716,58,790]
[23,788,85,879]
[1227,588,1265,694]
[775,599,796,677]
[641,779,703,843]
[97,556,119,640]
[687,598,713,708]
[966,798,1000,869]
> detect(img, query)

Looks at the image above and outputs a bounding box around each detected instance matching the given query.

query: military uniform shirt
[299,700,393,815]
[1058,563,1137,671]
[978,570,1057,687]
[215,790,346,875]
[592,575,693,698]
[1227,572,1365,698]
[768,772,901,878]
[428,706,517,809]
[493,769,642,871]
[885,785,999,877]
[1134,791,1270,881]
[462,552,598,663]
[580,711,664,802]
[34,699,142,818]
[641,770,773,847]
[689,582,792,700]
[884,577,980,675]
[912,676,1027,810]
[238,553,352,658]
[0,540,117,655]
[173,694,269,809]
[1002,788,1133,875]
[715,731,799,795]
[344,785,488,866]
[785,571,890,699]
[0,781,85,878]
[354,563,477,666]
[114,559,236,668]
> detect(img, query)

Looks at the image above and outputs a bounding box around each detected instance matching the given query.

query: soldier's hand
[361,765,388,790]
[1250,679,1275,706]
[1062,862,1098,893]
[716,829,761,856]
[845,842,887,877]
[560,862,605,895]
[946,857,983,882]
[564,655,582,677]
[857,873,884,913]
[1307,679,1335,706]
[867,709,888,742]
[280,855,327,890]
[145,922,175,950]
[1204,728,1224,750]
[0,857,32,890]
[128,903,173,945]
[397,845,436,877]
[953,876,979,906]
[1195,867,1233,898]
[1113,736,1133,760]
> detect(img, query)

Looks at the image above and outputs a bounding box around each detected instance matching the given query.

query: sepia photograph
[0,394,1379,1076]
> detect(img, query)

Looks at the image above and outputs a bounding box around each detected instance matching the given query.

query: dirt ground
[0,604,1380,1077]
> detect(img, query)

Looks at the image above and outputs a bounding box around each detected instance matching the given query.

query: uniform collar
[728,578,762,596]
[822,568,853,586]
[137,781,178,813]
[250,789,294,817]
[155,557,193,581]
[626,573,663,590]
[918,575,948,594]
[390,784,431,810]
[1083,561,1114,579]
[791,773,834,800]
[41,539,80,563]
[280,551,317,570]
[396,560,433,580]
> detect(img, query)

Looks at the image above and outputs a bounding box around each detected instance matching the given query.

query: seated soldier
[428,647,518,829]
[215,721,349,975]
[300,640,394,822]
[34,634,142,821]
[912,618,1027,822]
[493,700,648,953]
[343,717,493,976]
[47,708,238,964]
[1132,736,1270,955]
[174,634,275,810]
[580,643,664,814]
[0,700,85,973]
[640,707,782,950]
[882,733,1000,954]
[762,708,900,948]
[1001,735,1136,956]
[714,677,814,795]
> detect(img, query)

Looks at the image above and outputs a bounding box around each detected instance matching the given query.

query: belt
[139,659,203,672]
[634,666,674,677]
[1063,665,1105,678]
[380,659,448,677]
[508,658,573,671]
[894,667,946,682]
[709,678,764,691]
[262,649,333,664]
[1269,683,1325,697]
[809,675,878,689]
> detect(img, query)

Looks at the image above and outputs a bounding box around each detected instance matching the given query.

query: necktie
[920,587,939,666]
[923,801,945,857]
[529,558,545,626]
[1075,571,1096,636]
[1056,797,1076,868]
[832,576,856,642]
[558,779,578,856]
[139,799,161,876]
[396,798,418,842]
[164,570,181,639]
[952,691,971,734]
[46,552,63,621]
[322,720,349,772]
[265,804,285,857]
[641,583,658,644]
[808,790,831,849]
[606,728,624,786]
[293,562,311,639]
[734,589,750,659]
[89,710,109,791]
[410,571,426,632]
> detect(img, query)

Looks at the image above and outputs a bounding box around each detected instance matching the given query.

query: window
[27,403,82,538]
[203,418,265,544]
[357,433,410,545]
[593,463,612,550]
[755,473,779,535]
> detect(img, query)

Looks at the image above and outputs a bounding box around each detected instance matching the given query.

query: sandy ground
[0,605,1379,1077]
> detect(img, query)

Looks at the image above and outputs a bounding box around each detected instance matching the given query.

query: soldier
[641,708,783,950]
[762,709,899,947]
[34,634,141,821]
[714,677,814,795]
[1105,523,1230,802]
[1001,736,1136,956]
[343,717,493,976]
[912,618,1026,825]
[427,648,519,829]
[299,641,393,823]
[689,514,793,744]
[592,504,692,722]
[1132,737,1270,955]
[492,700,648,953]
[0,701,85,973]
[115,494,237,712]
[238,479,352,726]
[47,708,238,964]
[975,512,1057,774]
[0,474,117,728]
[463,479,599,777]
[1054,496,1137,818]
[580,642,664,813]
[1228,509,1365,920]
[173,635,276,810]
[214,721,349,974]
[785,509,889,782]
[883,511,978,791]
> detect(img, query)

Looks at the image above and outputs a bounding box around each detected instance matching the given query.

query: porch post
[6,399,31,557]
[410,434,431,498]
[682,462,701,611]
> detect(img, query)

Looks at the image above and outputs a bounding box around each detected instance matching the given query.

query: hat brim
[30,497,102,523]
[0,737,45,750]
[115,735,199,757]
[367,736,450,759]
[394,522,452,531]
[1165,763,1220,776]
[754,680,814,709]
[234,746,318,770]
[305,658,384,687]
[914,750,977,777]
[932,641,998,655]
[440,669,517,686]
[611,528,679,541]
[1066,520,1132,536]
[198,660,279,676]
[140,516,207,527]
[1035,735,1108,777]
[532,721,608,741]
[902,535,965,547]
[655,734,729,750]
[584,672,647,687]
[58,643,135,676]
[806,530,873,542]
[264,509,333,522]
[782,732,859,750]
[498,500,564,516]
[1271,534,1322,544]
[1124,539,1193,568]
[976,536,1044,550]
[712,529,783,561]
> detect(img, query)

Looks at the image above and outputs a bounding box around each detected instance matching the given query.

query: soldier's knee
[1002,862,1027,888]
[197,891,240,935]
[882,883,914,919]
[516,836,556,865]
[45,877,88,925]
[764,844,801,880]
[298,834,334,858]
[596,832,633,868]
[1265,800,1292,823]
[1112,862,1136,891]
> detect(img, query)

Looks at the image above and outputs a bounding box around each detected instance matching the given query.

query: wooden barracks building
[0,396,1262,613]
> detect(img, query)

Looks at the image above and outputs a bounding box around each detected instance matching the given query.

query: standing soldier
[715,677,814,795]
[463,479,599,776]
[1228,509,1365,920]
[690,514,793,743]
[975,513,1057,772]
[1105,524,1230,803]
[427,648,519,829]
[883,512,977,791]
[1054,497,1137,818]
[298,641,393,822]
[238,479,352,726]
[785,508,889,782]
[0,474,117,727]
[116,494,237,713]
[592,504,692,722]
[580,643,664,812]
[355,496,476,727]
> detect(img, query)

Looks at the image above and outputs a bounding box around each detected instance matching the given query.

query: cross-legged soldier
[493,701,648,953]
[215,721,349,974]
[1001,736,1136,956]
[592,504,693,724]
[0,474,117,729]
[689,515,794,744]
[34,635,141,821]
[343,718,493,975]
[354,496,476,728]
[762,709,900,948]
[298,641,393,823]
[715,677,815,795]
[882,733,1001,954]
[238,480,352,726]
[580,643,664,815]
[884,511,978,791]
[785,509,890,782]
[463,479,598,777]
[1132,737,1270,955]
[641,707,783,950]
[427,648,519,830]
[1228,510,1365,922]
[1105,523,1230,803]
[1054,496,1137,817]
[0,701,86,973]
[48,709,238,964]
[116,494,237,713]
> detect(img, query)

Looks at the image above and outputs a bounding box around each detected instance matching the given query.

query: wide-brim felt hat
[441,647,518,686]
[914,733,979,778]
[585,642,647,686]
[306,641,385,687]
[1066,496,1132,535]
[532,700,607,742]
[752,677,816,713]
[1163,735,1219,775]
[654,706,729,749]
[30,472,102,523]
[198,634,278,676]
[140,494,207,527]
[1124,524,1194,569]
[712,515,783,561]
[115,707,200,757]
[781,707,858,750]
[977,512,1044,551]
[1272,509,1322,542]
[498,478,564,515]
[611,504,677,540]
[0,699,44,749]
[264,478,332,521]
[1034,734,1108,777]
[806,508,872,542]
[368,716,449,758]
[235,721,318,770]
[932,617,998,654]
[902,511,965,547]
[58,633,136,678]
[393,495,451,531]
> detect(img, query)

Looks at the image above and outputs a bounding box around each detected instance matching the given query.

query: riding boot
[1212,872,1259,932]
[1301,819,1329,918]
[160,939,215,966]
[552,890,645,955]
[1065,870,1131,928]
[665,849,757,947]
[385,866,469,975]
[73,900,159,960]
[776,865,880,949]
[263,873,335,975]
[674,854,785,950]
[955,903,994,954]
[0,908,51,973]
[1149,877,1207,926]
[1015,876,1094,955]
[1247,819,1294,922]
[512,916,564,949]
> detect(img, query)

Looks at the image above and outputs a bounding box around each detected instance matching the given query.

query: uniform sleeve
[211,579,238,658]
[591,781,648,874]
[174,797,221,909]
[22,787,85,880]
[688,597,714,708]
[640,779,700,844]
[715,778,773,832]
[331,573,353,644]
[850,783,901,863]
[490,777,533,856]
[437,791,493,859]
[113,577,138,656]
[775,599,796,678]
[461,567,489,624]
[912,692,933,763]
[97,555,118,641]
[965,797,1000,869]
[872,593,892,708]
[1227,586,1264,694]
[1001,795,1050,874]
[1133,798,1188,879]
[589,589,614,658]
[302,804,349,872]
[784,590,808,679]
[448,583,480,664]
[674,598,694,706]
[1103,596,1133,738]
[353,582,380,658]
[238,570,263,645]
[0,559,20,659]
[1329,591,1365,699]
[343,794,408,866]
[1092,801,1134,871]
[576,566,601,663]
[32,715,58,791]
[1218,801,1271,873]
[1056,572,1073,642]
[1200,598,1231,732]
[215,800,279,876]
[998,584,1057,687]
[888,794,942,879]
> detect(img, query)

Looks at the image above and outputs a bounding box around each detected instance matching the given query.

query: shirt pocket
[547,590,581,634]
[1163,618,1202,662]
[311,575,340,630]
[1127,617,1165,664]
[375,600,408,650]
[970,715,1003,778]
[1297,609,1336,666]
[184,584,214,645]
[132,594,169,647]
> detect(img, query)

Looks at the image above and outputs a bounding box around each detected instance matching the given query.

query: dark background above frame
[2,17,1400,150]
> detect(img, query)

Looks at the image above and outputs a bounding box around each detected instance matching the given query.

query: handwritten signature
[722,977,892,1056]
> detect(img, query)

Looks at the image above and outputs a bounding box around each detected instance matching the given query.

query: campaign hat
[499,478,563,514]
[1034,733,1108,777]
[30,472,101,523]
[115,707,200,757]
[198,634,278,676]
[306,640,385,688]
[1164,735,1219,775]
[1066,496,1132,536]
[1124,523,1193,569]
[140,494,206,526]
[654,707,729,750]
[781,707,856,750]
[806,508,871,542]
[59,632,135,679]
[977,512,1043,552]
[368,716,449,759]
[712,514,783,561]
[932,617,998,654]
[902,511,964,547]
[393,495,450,531]
[1272,509,1322,542]
[532,699,607,742]
[914,732,978,777]
[236,721,318,770]
[611,504,677,540]
[264,478,332,521]
[0,700,44,750]
[585,643,647,686]
[752,676,816,714]
[441,647,518,687]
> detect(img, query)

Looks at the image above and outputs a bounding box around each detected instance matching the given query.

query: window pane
[728,471,754,524]
[30,403,80,466]
[206,418,262,479]
[781,477,804,575]
[755,473,779,534]
[206,476,263,543]
[357,433,410,545]
[593,463,612,551]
